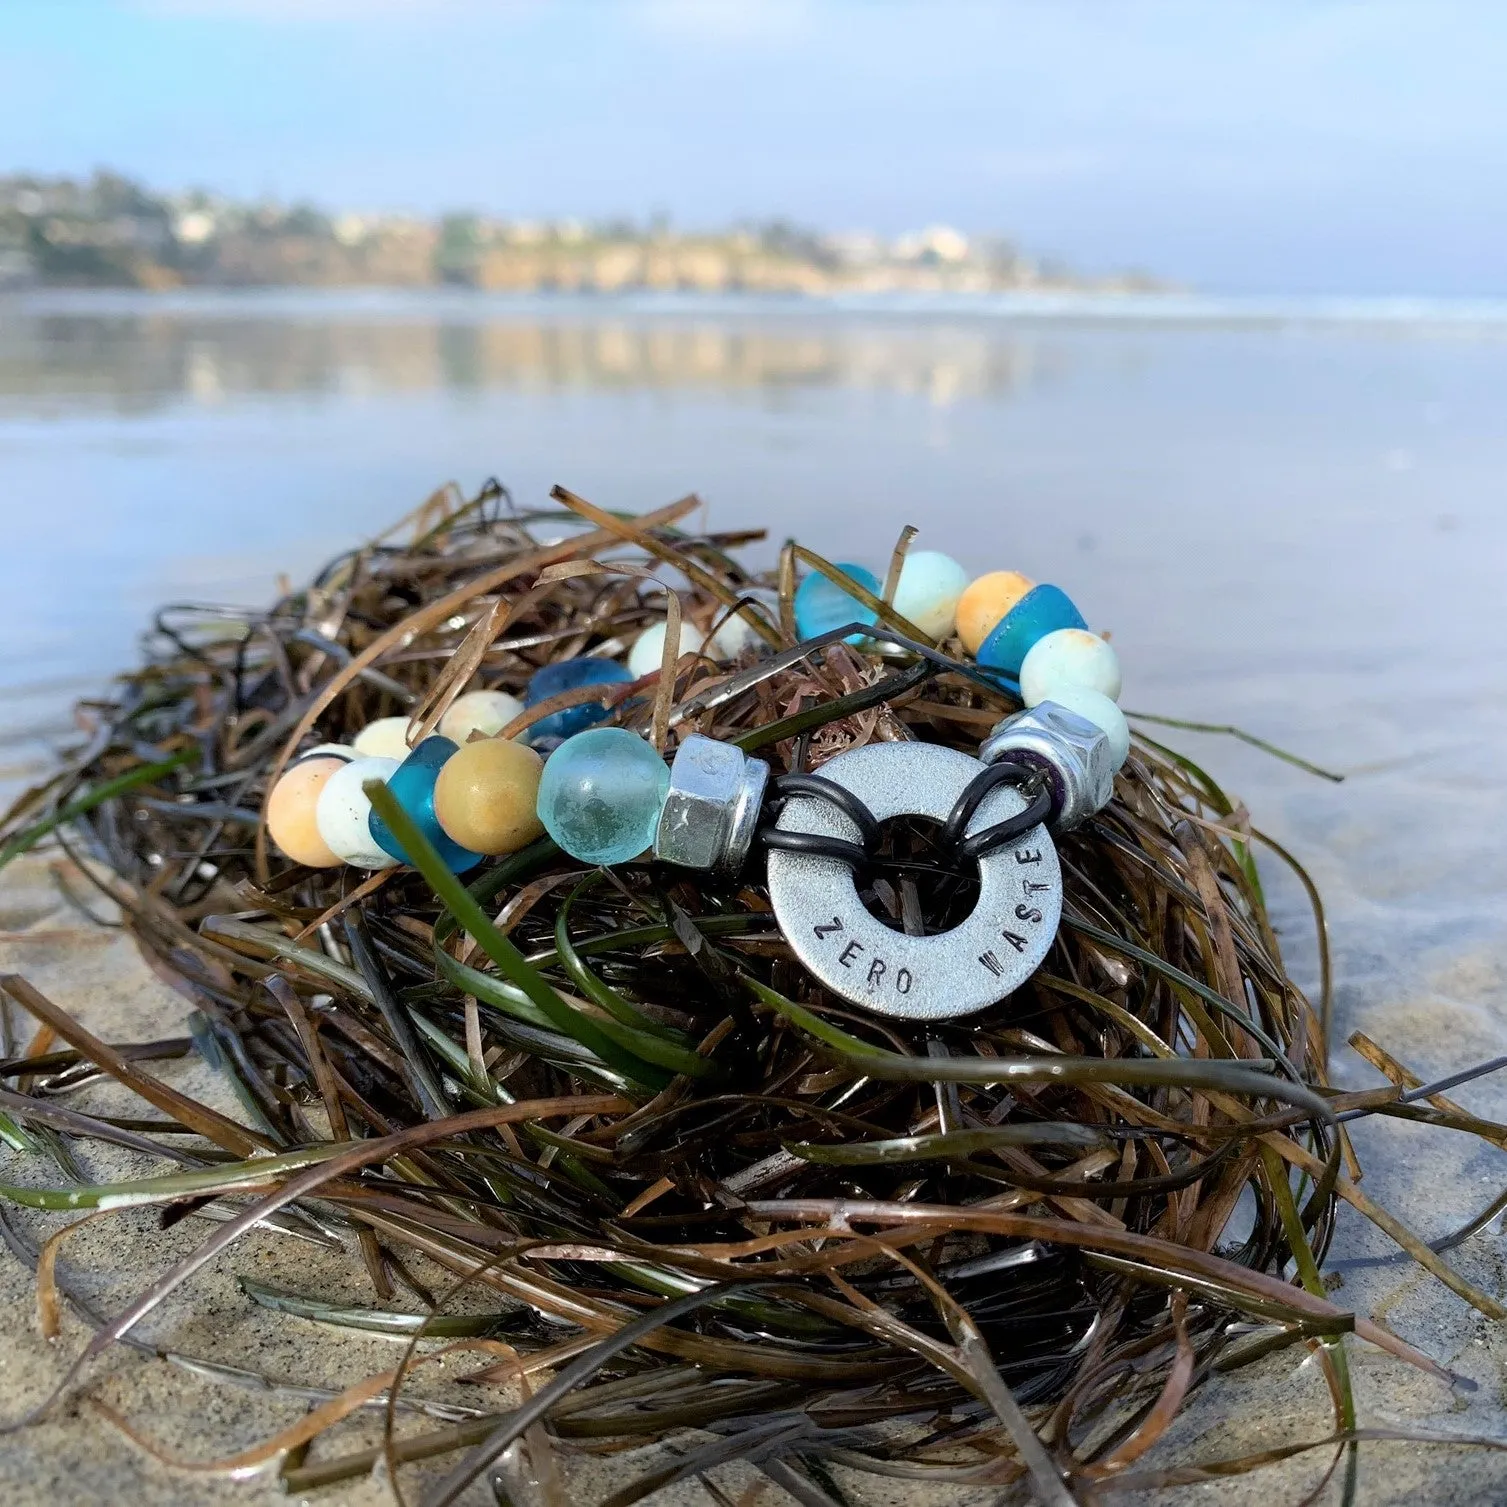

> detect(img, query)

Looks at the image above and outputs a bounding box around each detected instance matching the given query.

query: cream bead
[439,689,525,744]
[892,550,969,640]
[267,757,345,868]
[706,590,779,659]
[627,620,706,679]
[433,736,546,855]
[296,742,356,764]
[1020,629,1123,707]
[1045,685,1131,770]
[314,755,401,868]
[956,570,1036,655]
[352,716,413,761]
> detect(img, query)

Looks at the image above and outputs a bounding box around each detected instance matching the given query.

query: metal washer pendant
[766,742,1063,1021]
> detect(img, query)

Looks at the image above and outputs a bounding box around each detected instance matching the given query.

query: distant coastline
[0,169,1166,297]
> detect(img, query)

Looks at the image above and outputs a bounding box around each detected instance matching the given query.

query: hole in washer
[859,815,982,936]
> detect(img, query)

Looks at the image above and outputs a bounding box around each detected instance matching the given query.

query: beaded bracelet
[266,553,1129,1022]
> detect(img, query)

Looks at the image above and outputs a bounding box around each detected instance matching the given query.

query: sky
[3,0,1507,295]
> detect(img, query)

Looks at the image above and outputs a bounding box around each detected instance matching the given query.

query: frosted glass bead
[706,589,779,659]
[267,756,345,868]
[439,688,525,744]
[794,562,881,642]
[1043,686,1131,770]
[524,657,635,745]
[956,570,1036,655]
[977,585,1087,676]
[315,755,401,869]
[892,550,969,640]
[352,716,412,761]
[1020,628,1122,706]
[368,736,482,873]
[627,619,706,679]
[537,727,670,866]
[433,737,546,855]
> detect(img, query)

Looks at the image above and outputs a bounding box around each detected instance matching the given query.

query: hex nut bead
[653,734,769,874]
[979,701,1116,831]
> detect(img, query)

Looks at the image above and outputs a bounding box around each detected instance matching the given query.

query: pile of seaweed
[0,481,1498,1505]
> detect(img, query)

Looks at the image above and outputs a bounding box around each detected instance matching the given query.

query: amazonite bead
[368,735,482,872]
[524,658,634,746]
[537,727,669,866]
[977,585,1087,676]
[315,755,401,869]
[1020,628,1122,706]
[627,619,706,679]
[352,716,412,761]
[1044,686,1131,770]
[794,562,880,643]
[892,550,968,640]
[706,589,779,659]
[439,689,524,744]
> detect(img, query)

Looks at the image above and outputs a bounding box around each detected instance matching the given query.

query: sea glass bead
[1043,686,1131,771]
[793,562,881,643]
[524,657,635,746]
[627,619,707,679]
[352,716,412,761]
[956,570,1036,655]
[706,589,779,660]
[892,550,969,640]
[315,755,401,869]
[267,756,345,868]
[433,737,546,855]
[439,688,525,744]
[537,727,670,866]
[368,735,482,872]
[1020,628,1122,706]
[976,585,1087,676]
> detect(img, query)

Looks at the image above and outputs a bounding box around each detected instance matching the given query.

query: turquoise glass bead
[524,657,634,746]
[537,727,670,866]
[368,735,483,873]
[892,550,969,640]
[976,584,1087,676]
[794,562,881,643]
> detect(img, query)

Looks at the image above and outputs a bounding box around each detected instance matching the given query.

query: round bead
[892,550,969,641]
[267,757,345,868]
[434,737,546,856]
[706,589,779,660]
[627,620,707,679]
[1020,628,1122,706]
[537,727,670,866]
[1043,686,1131,771]
[439,689,525,744]
[315,756,401,869]
[794,562,881,642]
[956,570,1036,655]
[524,658,635,746]
[352,716,413,761]
[368,736,482,873]
[296,742,356,765]
[977,585,1088,676]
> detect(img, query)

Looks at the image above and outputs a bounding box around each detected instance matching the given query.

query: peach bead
[432,737,546,856]
[267,757,345,868]
[956,570,1036,655]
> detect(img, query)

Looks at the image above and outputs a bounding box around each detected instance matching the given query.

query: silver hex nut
[979,701,1116,830]
[653,733,770,874]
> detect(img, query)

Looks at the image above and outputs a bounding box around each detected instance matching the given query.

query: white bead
[892,550,969,640]
[627,620,706,679]
[314,755,401,868]
[706,589,779,659]
[352,716,413,761]
[295,742,356,764]
[439,689,525,744]
[1020,629,1122,706]
[1043,686,1131,771]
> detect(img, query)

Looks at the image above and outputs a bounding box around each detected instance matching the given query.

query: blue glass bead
[524,657,635,744]
[368,735,483,873]
[793,562,881,644]
[976,584,1087,676]
[537,727,670,866]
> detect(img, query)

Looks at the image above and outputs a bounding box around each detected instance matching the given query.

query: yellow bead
[267,757,345,868]
[956,570,1036,655]
[433,737,546,856]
